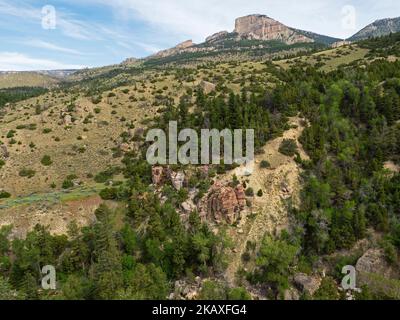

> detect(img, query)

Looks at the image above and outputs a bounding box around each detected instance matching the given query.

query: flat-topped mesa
[234,14,313,44]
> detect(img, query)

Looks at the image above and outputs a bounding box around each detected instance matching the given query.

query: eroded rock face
[204,183,245,224]
[234,14,313,44]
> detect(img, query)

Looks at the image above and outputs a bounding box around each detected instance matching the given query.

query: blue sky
[0,0,399,71]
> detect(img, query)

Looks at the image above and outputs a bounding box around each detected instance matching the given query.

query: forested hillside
[1,33,400,301]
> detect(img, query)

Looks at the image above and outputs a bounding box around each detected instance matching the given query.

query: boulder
[356,249,400,298]
[284,288,301,301]
[294,273,321,296]
[199,81,216,94]
[181,201,196,215]
[0,145,9,159]
[170,171,185,191]
[152,166,164,186]
[63,114,72,125]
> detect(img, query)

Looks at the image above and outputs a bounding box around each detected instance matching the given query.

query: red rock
[152,166,164,185]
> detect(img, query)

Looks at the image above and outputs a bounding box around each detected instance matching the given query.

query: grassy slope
[0,72,58,89]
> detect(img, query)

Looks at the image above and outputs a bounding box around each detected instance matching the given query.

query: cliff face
[234,14,313,44]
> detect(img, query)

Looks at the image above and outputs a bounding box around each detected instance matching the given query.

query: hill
[0,72,58,89]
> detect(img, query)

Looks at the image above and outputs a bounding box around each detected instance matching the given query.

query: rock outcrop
[151,166,186,191]
[0,145,9,160]
[206,31,229,43]
[293,273,322,296]
[234,14,313,44]
[170,171,185,191]
[202,183,246,224]
[153,40,195,58]
[356,249,400,299]
[199,81,216,94]
[152,166,164,185]
[356,249,397,281]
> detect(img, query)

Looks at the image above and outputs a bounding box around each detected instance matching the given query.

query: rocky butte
[233,14,313,44]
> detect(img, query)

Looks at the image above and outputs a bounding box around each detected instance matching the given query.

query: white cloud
[24,39,84,55]
[0,52,85,71]
[82,0,400,41]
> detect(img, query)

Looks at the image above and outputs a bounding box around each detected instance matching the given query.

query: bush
[62,179,74,189]
[42,128,52,134]
[279,139,298,157]
[0,160,5,170]
[94,167,120,183]
[41,155,53,166]
[19,168,36,178]
[260,160,271,169]
[99,188,118,200]
[0,190,11,199]
[6,130,16,138]
[245,187,254,197]
[257,189,263,197]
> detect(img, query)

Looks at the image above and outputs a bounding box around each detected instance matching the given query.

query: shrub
[0,160,5,170]
[19,168,36,178]
[257,189,263,197]
[62,179,74,189]
[6,130,16,138]
[245,188,254,197]
[41,155,53,166]
[42,128,52,134]
[94,167,120,183]
[91,96,102,104]
[260,160,271,169]
[0,190,11,199]
[279,139,298,157]
[99,187,118,200]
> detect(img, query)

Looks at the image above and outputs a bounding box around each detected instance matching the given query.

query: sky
[0,0,399,71]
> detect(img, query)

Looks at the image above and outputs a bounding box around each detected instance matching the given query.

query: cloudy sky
[0,0,399,71]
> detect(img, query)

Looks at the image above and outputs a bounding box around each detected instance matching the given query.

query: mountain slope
[350,17,400,41]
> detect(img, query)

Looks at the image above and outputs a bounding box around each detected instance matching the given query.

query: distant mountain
[350,17,400,41]
[142,14,337,64]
